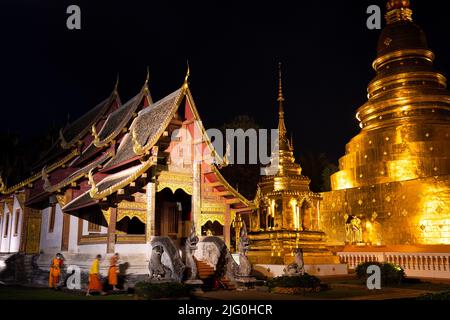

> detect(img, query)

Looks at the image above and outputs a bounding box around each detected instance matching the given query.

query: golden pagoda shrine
[321,0,450,247]
[246,64,342,268]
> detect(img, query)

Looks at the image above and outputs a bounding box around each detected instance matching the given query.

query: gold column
[146,181,156,242]
[192,162,202,234]
[107,207,117,254]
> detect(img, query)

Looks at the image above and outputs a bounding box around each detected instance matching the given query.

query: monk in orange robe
[86,254,103,296]
[49,253,62,289]
[108,253,119,290]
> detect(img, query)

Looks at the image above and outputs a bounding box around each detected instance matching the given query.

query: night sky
[1,0,449,165]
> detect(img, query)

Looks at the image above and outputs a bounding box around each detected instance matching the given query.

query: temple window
[3,213,10,238]
[88,211,102,233]
[14,209,20,236]
[48,204,56,233]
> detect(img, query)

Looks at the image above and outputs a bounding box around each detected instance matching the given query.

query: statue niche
[300,200,312,231]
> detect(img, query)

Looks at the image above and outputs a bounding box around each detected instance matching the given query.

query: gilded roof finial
[88,168,98,198]
[59,128,69,149]
[183,61,190,90]
[277,62,284,103]
[0,172,6,194]
[145,66,150,85]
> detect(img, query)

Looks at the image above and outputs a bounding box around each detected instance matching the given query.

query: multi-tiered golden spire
[277,62,286,136]
[331,0,450,190]
[276,62,291,152]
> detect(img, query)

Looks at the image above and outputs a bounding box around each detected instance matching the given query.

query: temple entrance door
[25,216,41,254]
[160,202,179,239]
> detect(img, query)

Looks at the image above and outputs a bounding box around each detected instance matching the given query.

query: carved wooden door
[25,216,41,254]
[161,202,178,239]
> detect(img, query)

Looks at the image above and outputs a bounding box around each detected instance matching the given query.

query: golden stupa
[246,63,339,265]
[321,0,450,246]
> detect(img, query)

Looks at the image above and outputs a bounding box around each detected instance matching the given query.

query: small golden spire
[277,62,287,138]
[277,62,284,103]
[183,61,190,89]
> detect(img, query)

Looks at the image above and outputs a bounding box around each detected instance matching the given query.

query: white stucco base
[253,263,348,278]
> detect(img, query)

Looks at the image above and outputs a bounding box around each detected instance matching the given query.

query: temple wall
[0,196,23,253]
[8,196,23,253]
[68,214,79,253]
[39,204,64,254]
[0,203,10,252]
[321,174,450,246]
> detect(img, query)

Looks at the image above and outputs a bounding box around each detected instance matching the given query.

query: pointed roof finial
[183,60,190,89]
[277,62,284,103]
[145,66,150,85]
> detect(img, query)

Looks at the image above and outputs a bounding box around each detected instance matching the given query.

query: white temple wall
[0,203,10,253]
[8,196,23,253]
[39,204,63,254]
[67,214,79,253]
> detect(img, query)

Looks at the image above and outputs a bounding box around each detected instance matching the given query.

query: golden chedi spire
[277,62,291,152]
[261,63,304,184]
[386,0,412,24]
[331,0,450,190]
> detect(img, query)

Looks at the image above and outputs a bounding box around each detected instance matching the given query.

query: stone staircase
[196,259,215,280]
[195,258,235,290]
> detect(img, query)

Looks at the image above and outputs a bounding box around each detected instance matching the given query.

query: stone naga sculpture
[284,248,305,276]
[148,245,172,280]
[185,224,199,280]
[237,221,252,277]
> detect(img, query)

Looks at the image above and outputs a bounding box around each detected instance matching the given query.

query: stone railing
[338,251,450,279]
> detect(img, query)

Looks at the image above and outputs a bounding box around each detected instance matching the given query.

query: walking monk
[108,253,120,291]
[86,254,103,296]
[49,253,63,289]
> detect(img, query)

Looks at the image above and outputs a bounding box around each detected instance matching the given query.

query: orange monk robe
[108,256,118,286]
[49,257,61,288]
[88,258,102,292]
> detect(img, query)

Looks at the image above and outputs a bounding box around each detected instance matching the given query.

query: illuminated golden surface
[323,1,450,246]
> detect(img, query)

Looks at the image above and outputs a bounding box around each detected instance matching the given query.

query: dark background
[1,0,449,192]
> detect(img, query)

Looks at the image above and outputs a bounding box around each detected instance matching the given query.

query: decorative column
[317,199,321,230]
[146,180,156,242]
[192,162,202,235]
[107,207,117,254]
[224,205,231,249]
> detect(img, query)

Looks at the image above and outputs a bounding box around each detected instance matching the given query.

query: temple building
[0,69,253,276]
[245,64,346,275]
[320,0,450,277]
